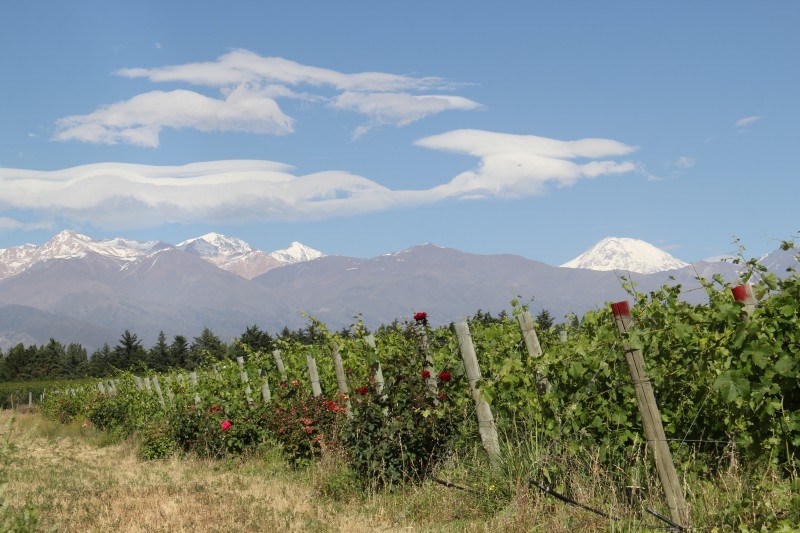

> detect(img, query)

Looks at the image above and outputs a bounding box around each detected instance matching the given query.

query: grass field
[1,409,796,531]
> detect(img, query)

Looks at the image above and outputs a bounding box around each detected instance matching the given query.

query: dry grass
[3,410,792,532]
[2,410,404,532]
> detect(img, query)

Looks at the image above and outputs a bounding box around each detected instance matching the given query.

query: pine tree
[114,330,148,372]
[148,331,170,372]
[169,335,190,369]
[535,309,555,330]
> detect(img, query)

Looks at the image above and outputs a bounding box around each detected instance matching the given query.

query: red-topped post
[611,300,689,528]
[731,283,756,318]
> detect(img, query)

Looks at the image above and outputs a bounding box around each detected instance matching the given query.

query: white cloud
[416,130,636,199]
[0,217,24,230]
[673,156,695,169]
[117,49,454,92]
[331,92,482,138]
[735,115,764,128]
[2,130,636,230]
[56,50,478,145]
[55,86,293,147]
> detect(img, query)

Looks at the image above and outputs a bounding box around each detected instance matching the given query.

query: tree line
[0,308,557,382]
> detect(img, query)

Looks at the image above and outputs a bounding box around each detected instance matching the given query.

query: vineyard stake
[331,342,352,417]
[306,351,322,397]
[364,335,385,396]
[611,301,689,528]
[517,311,551,394]
[454,320,501,465]
[151,376,166,408]
[273,349,288,383]
[259,369,272,403]
[417,323,439,394]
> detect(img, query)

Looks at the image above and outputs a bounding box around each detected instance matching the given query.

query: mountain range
[0,231,794,351]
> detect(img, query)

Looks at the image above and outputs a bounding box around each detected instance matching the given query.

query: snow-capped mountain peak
[561,237,689,274]
[270,241,325,263]
[176,232,254,258]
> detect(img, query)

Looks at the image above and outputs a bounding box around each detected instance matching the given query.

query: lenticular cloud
[2,130,636,230]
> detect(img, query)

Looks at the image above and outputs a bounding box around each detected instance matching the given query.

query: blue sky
[1,1,797,265]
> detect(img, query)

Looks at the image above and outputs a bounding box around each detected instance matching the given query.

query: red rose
[437,392,447,400]
[438,371,452,382]
[421,370,431,379]
[414,312,428,323]
[209,406,222,413]
[280,382,287,388]
[359,386,369,395]
[221,420,232,431]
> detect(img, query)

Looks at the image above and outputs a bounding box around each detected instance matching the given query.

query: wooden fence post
[417,324,438,394]
[454,321,501,465]
[306,352,322,397]
[273,349,288,383]
[151,376,166,408]
[259,369,272,403]
[364,335,385,395]
[611,301,689,528]
[237,357,253,408]
[134,376,143,390]
[331,342,352,417]
[144,377,152,393]
[517,311,551,394]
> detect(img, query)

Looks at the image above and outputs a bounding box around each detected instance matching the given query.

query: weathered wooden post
[559,329,568,343]
[415,315,438,393]
[144,377,152,393]
[611,301,689,528]
[259,369,272,403]
[331,342,352,417]
[237,357,253,408]
[454,321,501,465]
[273,349,288,383]
[306,351,322,397]
[151,376,166,408]
[28,391,32,407]
[517,311,551,394]
[134,376,143,390]
[364,335,385,395]
[97,382,107,396]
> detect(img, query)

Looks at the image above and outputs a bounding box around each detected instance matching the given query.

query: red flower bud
[359,386,369,395]
[438,371,452,382]
[421,370,431,379]
[414,311,428,323]
[221,420,232,431]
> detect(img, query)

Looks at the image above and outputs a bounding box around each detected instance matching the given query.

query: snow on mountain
[0,231,326,282]
[270,241,325,263]
[176,232,253,259]
[0,231,166,280]
[176,233,291,279]
[561,237,689,274]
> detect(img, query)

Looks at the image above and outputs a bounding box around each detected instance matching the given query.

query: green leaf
[713,371,750,402]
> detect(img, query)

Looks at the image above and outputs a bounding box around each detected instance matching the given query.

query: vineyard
[14,249,800,530]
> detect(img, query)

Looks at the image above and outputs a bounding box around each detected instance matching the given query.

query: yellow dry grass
[1,410,411,532]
